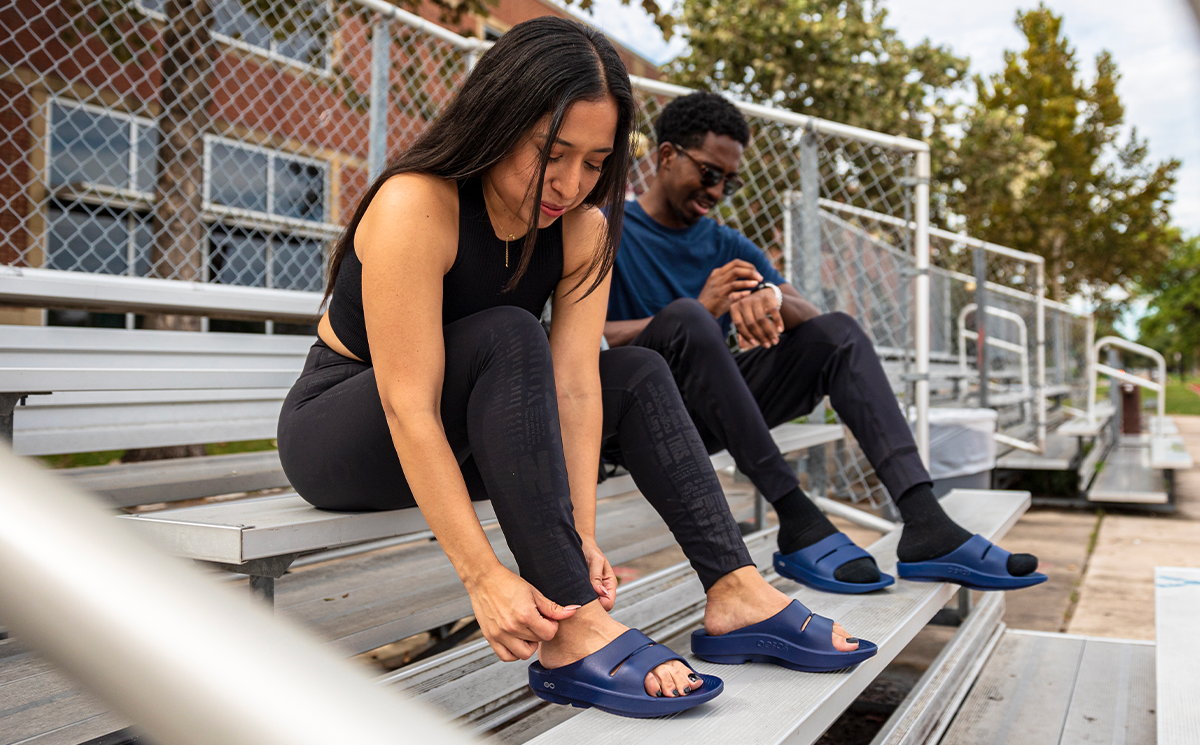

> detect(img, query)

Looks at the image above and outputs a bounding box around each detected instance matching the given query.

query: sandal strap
[610,643,687,691]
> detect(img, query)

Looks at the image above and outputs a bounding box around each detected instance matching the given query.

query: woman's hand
[581,537,617,612]
[466,564,581,662]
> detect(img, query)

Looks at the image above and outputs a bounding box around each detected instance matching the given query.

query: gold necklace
[482,179,518,269]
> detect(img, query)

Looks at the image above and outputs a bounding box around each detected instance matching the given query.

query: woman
[278,17,873,719]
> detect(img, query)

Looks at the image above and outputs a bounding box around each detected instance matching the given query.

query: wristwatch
[755,280,783,309]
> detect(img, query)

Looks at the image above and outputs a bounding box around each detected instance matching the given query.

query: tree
[669,0,967,142]
[663,0,968,271]
[1138,234,1200,378]
[946,5,1178,304]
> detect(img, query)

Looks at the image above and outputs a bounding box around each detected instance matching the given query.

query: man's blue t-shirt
[608,199,787,336]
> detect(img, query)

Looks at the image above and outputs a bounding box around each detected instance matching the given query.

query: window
[204,138,329,292]
[138,0,330,70]
[207,140,326,223]
[47,102,157,277]
[47,101,330,298]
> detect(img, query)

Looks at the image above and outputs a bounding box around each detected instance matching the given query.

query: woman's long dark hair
[325,17,637,300]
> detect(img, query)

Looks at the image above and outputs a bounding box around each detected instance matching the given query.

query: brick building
[0,0,660,328]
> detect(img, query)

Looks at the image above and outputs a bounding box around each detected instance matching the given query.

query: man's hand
[697,260,763,318]
[731,287,784,349]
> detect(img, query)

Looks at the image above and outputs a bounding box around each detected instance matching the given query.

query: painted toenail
[672,689,680,697]
[845,637,859,644]
[655,691,663,697]
[688,673,699,682]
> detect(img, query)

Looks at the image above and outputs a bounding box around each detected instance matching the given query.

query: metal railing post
[1109,347,1122,439]
[913,151,931,467]
[368,19,390,182]
[800,129,828,496]
[974,246,989,410]
[1035,261,1047,451]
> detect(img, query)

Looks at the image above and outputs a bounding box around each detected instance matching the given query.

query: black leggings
[277,306,752,606]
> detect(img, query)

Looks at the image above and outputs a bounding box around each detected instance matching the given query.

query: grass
[1060,508,1105,632]
[38,438,277,469]
[1164,377,1200,416]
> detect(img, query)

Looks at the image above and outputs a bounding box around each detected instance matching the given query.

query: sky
[572,0,1200,334]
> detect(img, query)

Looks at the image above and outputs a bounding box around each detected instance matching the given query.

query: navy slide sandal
[529,629,723,718]
[773,532,895,594]
[895,534,1048,591]
[691,600,877,672]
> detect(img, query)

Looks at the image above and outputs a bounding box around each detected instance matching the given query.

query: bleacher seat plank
[1088,444,1167,504]
[940,630,1154,745]
[0,265,322,324]
[61,450,288,507]
[116,423,842,567]
[0,639,126,745]
[708,424,843,471]
[279,490,755,656]
[1156,566,1200,745]
[1058,633,1156,745]
[118,493,495,565]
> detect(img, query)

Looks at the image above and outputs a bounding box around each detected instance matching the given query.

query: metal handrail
[1088,336,1167,438]
[0,445,477,745]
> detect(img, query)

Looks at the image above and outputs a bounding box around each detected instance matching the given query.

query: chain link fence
[1,0,475,302]
[6,1,958,506]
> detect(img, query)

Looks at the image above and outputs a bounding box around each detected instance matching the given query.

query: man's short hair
[654,91,751,150]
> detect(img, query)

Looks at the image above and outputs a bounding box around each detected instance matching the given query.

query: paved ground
[1066,414,1200,640]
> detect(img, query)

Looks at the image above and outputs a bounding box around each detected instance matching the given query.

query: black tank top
[328,177,564,364]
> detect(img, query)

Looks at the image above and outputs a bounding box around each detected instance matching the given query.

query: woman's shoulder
[356,172,460,267]
[371,172,459,217]
[561,205,608,268]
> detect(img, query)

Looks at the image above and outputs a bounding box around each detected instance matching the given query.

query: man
[605,92,1042,593]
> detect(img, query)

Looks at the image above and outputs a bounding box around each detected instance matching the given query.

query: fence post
[1035,261,1047,451]
[974,246,989,410]
[368,19,390,182]
[1108,347,1122,440]
[913,151,931,468]
[799,128,828,498]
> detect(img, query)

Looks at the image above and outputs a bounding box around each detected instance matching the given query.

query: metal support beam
[367,20,390,182]
[974,246,989,410]
[913,152,931,467]
[205,554,300,610]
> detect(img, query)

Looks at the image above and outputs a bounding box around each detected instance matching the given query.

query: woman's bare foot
[703,566,860,651]
[537,600,702,698]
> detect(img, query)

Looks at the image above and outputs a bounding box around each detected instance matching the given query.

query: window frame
[134,0,335,76]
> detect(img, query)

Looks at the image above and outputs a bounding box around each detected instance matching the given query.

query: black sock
[774,486,880,584]
[895,483,1038,576]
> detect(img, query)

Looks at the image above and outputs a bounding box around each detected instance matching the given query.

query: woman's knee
[457,306,550,357]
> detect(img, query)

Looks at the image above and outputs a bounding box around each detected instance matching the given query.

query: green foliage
[946,5,1178,305]
[1164,378,1200,417]
[1138,234,1200,372]
[669,0,967,141]
[38,439,278,469]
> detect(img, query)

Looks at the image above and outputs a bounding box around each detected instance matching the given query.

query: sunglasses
[672,144,744,197]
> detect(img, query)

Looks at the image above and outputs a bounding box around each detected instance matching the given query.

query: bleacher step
[517,489,1030,745]
[1156,567,1200,744]
[1088,444,1168,504]
[938,630,1155,745]
[61,450,288,508]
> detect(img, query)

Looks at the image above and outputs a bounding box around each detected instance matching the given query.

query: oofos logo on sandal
[543,681,555,689]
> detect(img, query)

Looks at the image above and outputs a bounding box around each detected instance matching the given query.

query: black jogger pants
[629,298,932,504]
[277,306,752,607]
